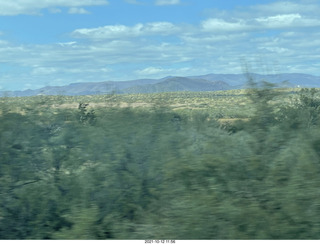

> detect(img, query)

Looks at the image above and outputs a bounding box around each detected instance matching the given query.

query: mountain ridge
[2,73,320,97]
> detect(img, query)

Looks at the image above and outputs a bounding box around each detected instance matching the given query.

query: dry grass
[0,88,301,121]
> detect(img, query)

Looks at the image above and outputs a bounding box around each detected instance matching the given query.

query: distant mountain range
[2,73,320,97]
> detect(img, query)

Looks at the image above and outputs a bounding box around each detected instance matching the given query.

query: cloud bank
[0,0,108,16]
[0,0,320,90]
[155,0,181,6]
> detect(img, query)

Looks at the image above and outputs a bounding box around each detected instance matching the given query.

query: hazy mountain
[124,77,231,93]
[190,73,320,87]
[1,79,160,97]
[1,73,319,97]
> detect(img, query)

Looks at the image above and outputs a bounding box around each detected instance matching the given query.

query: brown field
[0,88,303,121]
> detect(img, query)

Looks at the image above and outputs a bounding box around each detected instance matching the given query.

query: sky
[0,0,320,90]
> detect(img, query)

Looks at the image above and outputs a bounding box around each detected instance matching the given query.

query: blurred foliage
[1,87,320,239]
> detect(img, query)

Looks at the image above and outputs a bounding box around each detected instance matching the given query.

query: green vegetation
[1,86,320,239]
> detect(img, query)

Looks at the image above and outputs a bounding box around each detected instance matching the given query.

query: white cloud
[125,0,144,5]
[181,33,248,44]
[155,0,180,6]
[258,46,291,54]
[32,66,57,75]
[0,40,9,45]
[0,0,108,16]
[251,1,320,15]
[49,8,62,14]
[68,7,90,14]
[100,67,112,73]
[72,25,133,39]
[135,67,165,75]
[254,13,320,29]
[201,13,320,33]
[256,14,301,27]
[57,41,77,47]
[134,66,197,78]
[201,18,250,32]
[71,22,180,39]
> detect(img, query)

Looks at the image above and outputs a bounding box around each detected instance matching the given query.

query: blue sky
[0,0,320,90]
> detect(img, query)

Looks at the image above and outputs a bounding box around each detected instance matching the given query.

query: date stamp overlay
[145,240,176,243]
